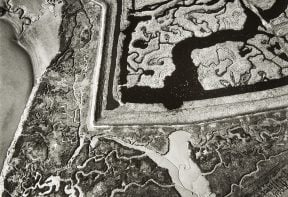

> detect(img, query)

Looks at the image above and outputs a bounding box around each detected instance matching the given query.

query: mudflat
[0,19,33,170]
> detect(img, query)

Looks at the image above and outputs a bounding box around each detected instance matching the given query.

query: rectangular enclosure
[89,0,288,127]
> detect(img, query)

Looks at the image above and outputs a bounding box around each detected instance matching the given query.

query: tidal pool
[0,19,33,170]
